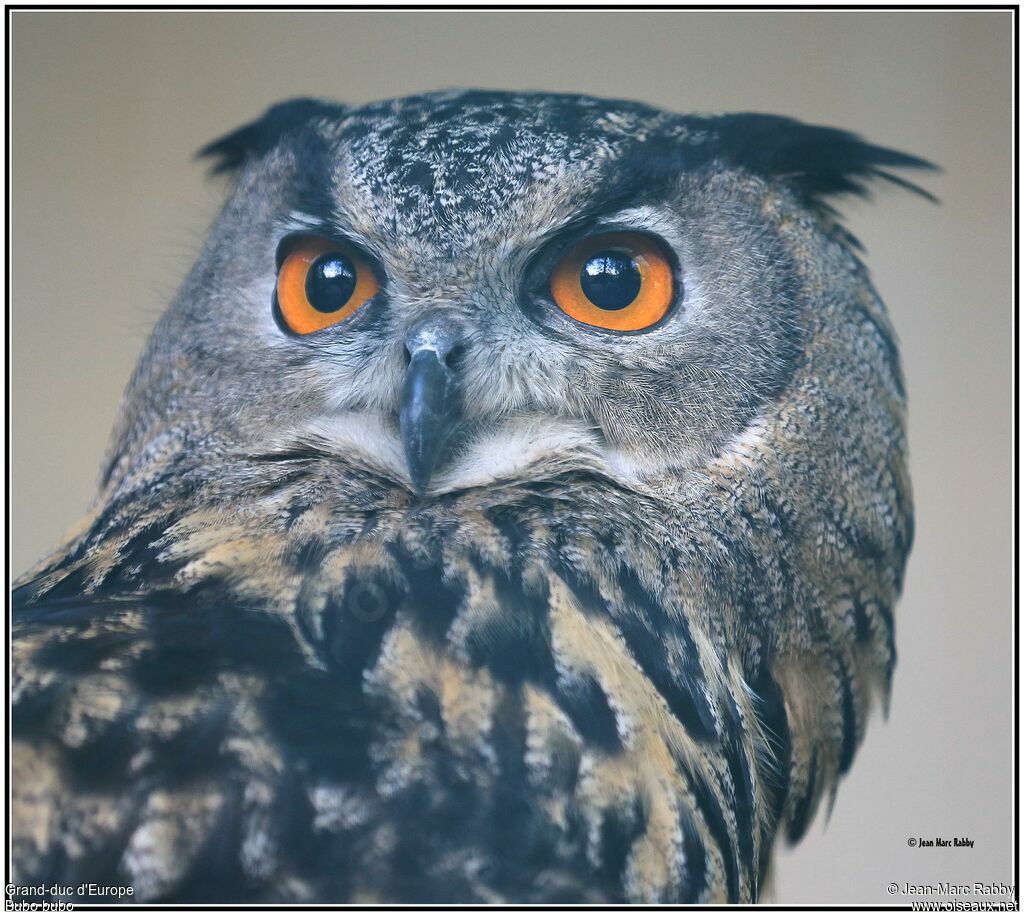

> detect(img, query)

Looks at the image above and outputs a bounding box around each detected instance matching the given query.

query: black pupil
[579,250,642,310]
[305,253,357,313]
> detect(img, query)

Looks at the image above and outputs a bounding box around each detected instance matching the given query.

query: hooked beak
[400,321,463,495]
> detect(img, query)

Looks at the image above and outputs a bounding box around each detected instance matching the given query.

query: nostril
[442,343,466,371]
[404,342,465,372]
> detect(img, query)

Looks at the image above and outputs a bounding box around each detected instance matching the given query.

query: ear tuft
[712,113,938,213]
[197,97,344,175]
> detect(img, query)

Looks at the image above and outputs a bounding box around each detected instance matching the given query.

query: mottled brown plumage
[13,91,927,903]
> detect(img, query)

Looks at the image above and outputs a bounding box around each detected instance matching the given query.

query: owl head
[99,90,931,507]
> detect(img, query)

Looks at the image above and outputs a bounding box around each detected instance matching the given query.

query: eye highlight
[549,232,675,331]
[276,237,379,335]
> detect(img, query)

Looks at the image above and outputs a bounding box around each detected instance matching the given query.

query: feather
[712,112,938,206]
[197,97,344,175]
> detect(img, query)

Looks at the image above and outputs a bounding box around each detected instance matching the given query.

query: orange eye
[549,232,675,331]
[276,237,379,335]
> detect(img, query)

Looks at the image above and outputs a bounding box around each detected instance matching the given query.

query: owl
[12,90,930,904]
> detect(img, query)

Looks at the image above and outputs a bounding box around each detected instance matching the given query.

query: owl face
[105,91,912,501]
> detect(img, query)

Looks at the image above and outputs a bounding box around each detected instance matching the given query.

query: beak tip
[409,471,431,498]
[403,435,436,496]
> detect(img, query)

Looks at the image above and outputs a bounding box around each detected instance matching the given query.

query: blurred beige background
[10,10,1013,905]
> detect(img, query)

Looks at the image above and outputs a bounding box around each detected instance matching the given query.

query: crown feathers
[196,100,938,227]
